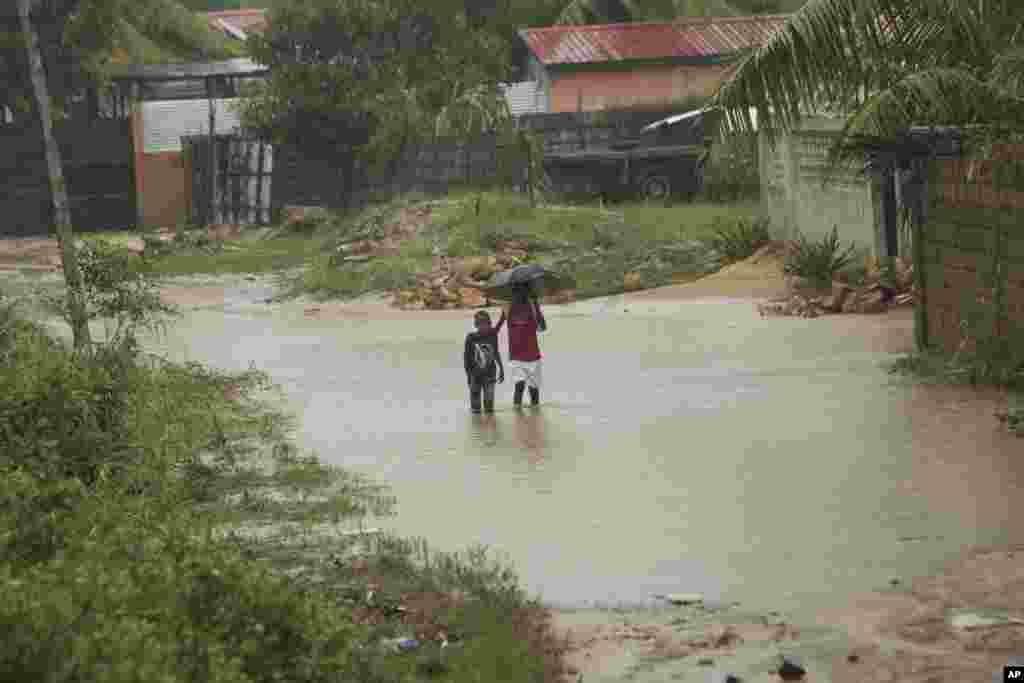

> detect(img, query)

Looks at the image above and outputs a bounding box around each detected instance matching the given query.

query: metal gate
[184,134,274,226]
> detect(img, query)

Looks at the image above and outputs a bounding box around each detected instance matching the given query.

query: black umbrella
[481,263,575,301]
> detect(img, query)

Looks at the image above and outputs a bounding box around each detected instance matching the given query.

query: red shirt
[504,303,542,361]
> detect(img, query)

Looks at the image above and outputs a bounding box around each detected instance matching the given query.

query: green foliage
[302,255,426,300]
[0,469,362,683]
[42,238,180,348]
[237,0,514,176]
[701,215,772,264]
[142,234,324,277]
[4,0,241,120]
[700,132,760,202]
[782,226,857,286]
[713,0,1024,167]
[996,407,1024,436]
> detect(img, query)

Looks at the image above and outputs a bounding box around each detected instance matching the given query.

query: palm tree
[711,0,1024,151]
[16,0,91,351]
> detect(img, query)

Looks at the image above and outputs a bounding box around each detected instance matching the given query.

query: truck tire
[640,174,672,200]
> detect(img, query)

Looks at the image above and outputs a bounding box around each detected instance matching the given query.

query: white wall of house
[502,80,548,117]
[140,97,244,154]
[760,116,880,259]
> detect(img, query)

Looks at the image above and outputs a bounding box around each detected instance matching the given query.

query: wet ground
[5,261,1023,681]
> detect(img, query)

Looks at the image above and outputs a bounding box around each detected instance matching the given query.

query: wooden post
[207,76,217,226]
[258,137,266,223]
[523,130,535,207]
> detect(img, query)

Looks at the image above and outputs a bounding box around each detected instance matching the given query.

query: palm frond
[844,67,1024,140]
[553,0,597,24]
[710,0,1013,146]
[992,46,1024,101]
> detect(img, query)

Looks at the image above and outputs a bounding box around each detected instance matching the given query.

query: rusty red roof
[520,15,789,66]
[205,9,269,37]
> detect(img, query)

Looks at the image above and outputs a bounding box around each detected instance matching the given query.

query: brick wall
[548,63,733,113]
[922,145,1024,353]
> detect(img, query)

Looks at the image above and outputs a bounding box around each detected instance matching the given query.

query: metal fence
[183,134,274,225]
[0,119,136,236]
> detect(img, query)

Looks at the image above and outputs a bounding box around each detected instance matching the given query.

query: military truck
[541,108,713,201]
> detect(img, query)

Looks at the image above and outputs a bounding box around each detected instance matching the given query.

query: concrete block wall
[759,116,879,257]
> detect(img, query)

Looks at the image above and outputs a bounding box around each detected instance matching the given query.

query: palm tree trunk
[17,0,91,351]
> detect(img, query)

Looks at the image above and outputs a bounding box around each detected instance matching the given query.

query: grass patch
[295,191,760,301]
[138,191,761,302]
[142,234,326,277]
[302,255,431,300]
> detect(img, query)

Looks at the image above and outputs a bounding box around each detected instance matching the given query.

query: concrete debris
[392,239,575,310]
[759,257,916,319]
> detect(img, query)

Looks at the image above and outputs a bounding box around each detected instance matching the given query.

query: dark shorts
[469,378,496,412]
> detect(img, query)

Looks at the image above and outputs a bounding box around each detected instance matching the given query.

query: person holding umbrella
[497,283,547,407]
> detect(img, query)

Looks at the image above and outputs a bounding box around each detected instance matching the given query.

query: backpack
[471,340,497,377]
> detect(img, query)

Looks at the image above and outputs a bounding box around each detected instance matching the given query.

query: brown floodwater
[33,279,1024,625]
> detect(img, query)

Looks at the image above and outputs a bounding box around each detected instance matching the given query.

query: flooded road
[109,283,1024,624]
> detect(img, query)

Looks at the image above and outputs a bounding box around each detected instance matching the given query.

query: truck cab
[542,108,713,201]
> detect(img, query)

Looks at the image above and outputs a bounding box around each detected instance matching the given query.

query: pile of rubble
[758,257,916,319]
[329,205,433,263]
[392,239,575,310]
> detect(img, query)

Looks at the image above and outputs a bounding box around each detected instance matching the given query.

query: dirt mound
[332,205,434,261]
[0,238,65,271]
[625,241,789,301]
[392,239,552,311]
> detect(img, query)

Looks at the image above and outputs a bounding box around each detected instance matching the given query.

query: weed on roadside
[783,226,858,286]
[701,215,772,264]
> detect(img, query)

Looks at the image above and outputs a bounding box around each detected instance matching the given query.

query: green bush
[0,304,380,683]
[48,238,180,347]
[783,226,858,286]
[701,215,772,264]
[700,133,760,203]
[0,469,363,683]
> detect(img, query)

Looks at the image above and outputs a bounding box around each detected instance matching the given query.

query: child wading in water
[464,310,504,414]
[497,284,547,407]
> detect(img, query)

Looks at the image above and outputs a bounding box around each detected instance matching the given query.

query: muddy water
[90,285,1020,626]
[24,274,1024,624]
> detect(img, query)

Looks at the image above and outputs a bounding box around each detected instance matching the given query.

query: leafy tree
[2,0,239,351]
[237,0,515,179]
[14,0,90,350]
[1,0,241,123]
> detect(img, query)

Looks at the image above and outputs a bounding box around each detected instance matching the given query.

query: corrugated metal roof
[520,15,789,66]
[501,81,547,116]
[141,98,244,154]
[205,9,269,37]
[108,58,267,82]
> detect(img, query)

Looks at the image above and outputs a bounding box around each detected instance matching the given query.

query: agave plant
[782,225,857,286]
